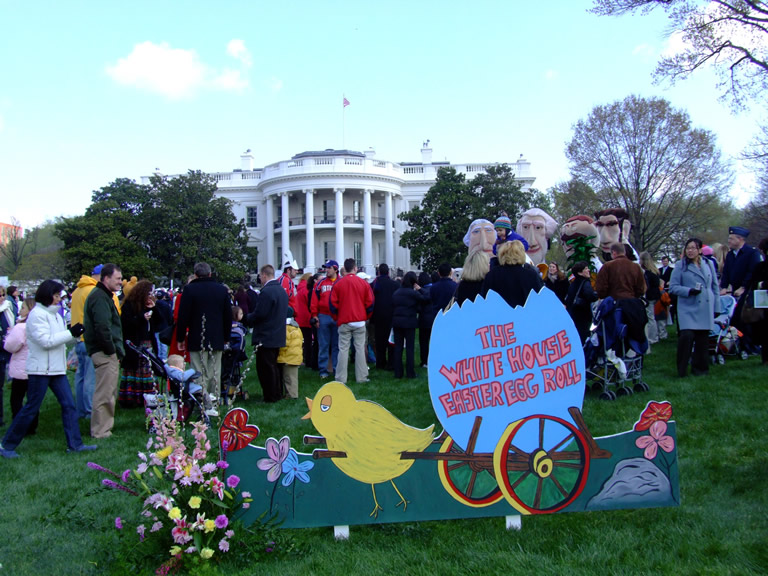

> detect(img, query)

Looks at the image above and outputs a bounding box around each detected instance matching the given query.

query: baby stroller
[221,322,249,406]
[125,340,208,426]
[584,297,649,400]
[709,295,747,364]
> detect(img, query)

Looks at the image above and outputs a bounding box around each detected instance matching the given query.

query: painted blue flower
[280,449,314,486]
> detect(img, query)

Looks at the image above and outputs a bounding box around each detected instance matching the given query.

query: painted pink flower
[636,420,675,460]
[256,436,291,483]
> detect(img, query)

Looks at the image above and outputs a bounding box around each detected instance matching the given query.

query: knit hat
[494,212,512,231]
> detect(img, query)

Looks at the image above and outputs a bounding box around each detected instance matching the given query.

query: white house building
[144,145,534,274]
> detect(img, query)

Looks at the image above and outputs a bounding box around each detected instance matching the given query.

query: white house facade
[144,146,535,274]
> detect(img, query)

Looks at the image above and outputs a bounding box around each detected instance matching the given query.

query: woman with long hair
[639,251,663,345]
[669,238,720,377]
[1,280,96,458]
[544,261,569,303]
[119,280,161,408]
[4,298,39,435]
[481,240,544,309]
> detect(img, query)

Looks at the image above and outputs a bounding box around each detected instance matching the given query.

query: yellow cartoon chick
[303,381,434,517]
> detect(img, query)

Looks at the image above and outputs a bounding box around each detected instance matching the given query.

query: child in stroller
[125,340,207,425]
[709,295,747,363]
[221,306,249,406]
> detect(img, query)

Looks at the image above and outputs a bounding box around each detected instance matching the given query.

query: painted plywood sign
[222,288,679,529]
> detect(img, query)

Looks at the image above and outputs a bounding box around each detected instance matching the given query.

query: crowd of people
[0,217,765,459]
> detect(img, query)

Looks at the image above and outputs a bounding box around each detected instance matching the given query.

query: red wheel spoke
[549,473,569,498]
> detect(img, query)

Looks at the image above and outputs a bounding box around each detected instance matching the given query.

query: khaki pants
[282,364,299,399]
[336,323,369,383]
[90,351,119,438]
[190,350,222,408]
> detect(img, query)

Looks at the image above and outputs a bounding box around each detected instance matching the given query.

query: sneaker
[1,447,20,459]
[205,408,219,418]
[357,379,370,384]
[67,444,98,453]
[319,373,330,379]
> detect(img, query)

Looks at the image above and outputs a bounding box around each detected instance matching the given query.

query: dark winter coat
[247,279,288,349]
[371,274,399,323]
[430,277,458,316]
[392,287,429,330]
[481,264,544,309]
[84,282,125,359]
[176,277,232,352]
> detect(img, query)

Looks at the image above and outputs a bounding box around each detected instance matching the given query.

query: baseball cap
[91,264,104,275]
[324,259,339,269]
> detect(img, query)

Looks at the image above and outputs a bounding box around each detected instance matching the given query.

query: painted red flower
[219,408,260,452]
[634,401,673,431]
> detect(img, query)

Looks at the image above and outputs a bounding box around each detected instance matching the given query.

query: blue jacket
[430,277,458,316]
[721,244,762,292]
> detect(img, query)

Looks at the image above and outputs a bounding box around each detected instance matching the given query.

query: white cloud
[661,30,687,58]
[632,43,655,58]
[267,77,284,92]
[227,39,252,68]
[106,41,250,100]
[544,69,558,81]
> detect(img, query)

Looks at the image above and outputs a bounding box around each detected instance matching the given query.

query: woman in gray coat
[669,238,721,377]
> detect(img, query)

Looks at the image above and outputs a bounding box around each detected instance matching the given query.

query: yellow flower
[200,548,214,560]
[169,546,182,556]
[184,464,191,477]
[188,496,202,509]
[168,507,181,520]
[204,519,215,533]
[156,446,173,460]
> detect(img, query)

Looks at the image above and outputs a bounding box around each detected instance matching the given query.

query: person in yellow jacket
[277,309,303,399]
[69,265,121,419]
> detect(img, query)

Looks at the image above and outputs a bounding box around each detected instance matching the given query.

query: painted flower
[214,514,228,530]
[281,449,314,486]
[636,420,675,460]
[188,496,202,509]
[200,548,214,560]
[226,474,240,489]
[634,401,673,432]
[257,436,291,483]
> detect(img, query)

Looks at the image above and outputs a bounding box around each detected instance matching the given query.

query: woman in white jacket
[1,280,97,458]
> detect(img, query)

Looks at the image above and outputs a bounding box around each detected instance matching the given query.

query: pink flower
[137,524,145,542]
[171,518,192,544]
[115,517,123,530]
[151,521,163,533]
[219,539,230,552]
[208,477,225,500]
[635,421,675,460]
[225,529,234,539]
[226,474,240,489]
[216,460,229,470]
[241,491,251,498]
[202,463,217,474]
[215,514,228,529]
[256,436,291,483]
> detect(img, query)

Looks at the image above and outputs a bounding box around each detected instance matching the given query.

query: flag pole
[342,94,346,149]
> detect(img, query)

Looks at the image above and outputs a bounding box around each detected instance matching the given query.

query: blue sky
[0,0,762,230]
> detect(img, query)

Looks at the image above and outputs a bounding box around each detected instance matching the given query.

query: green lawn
[1,328,766,575]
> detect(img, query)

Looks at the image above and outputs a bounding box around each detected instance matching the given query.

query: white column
[385,191,394,266]
[305,188,315,272]
[265,195,275,267]
[281,192,290,264]
[335,187,344,261]
[363,188,373,274]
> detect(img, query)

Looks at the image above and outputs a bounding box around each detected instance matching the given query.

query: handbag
[158,322,175,345]
[741,290,765,324]
[572,280,587,307]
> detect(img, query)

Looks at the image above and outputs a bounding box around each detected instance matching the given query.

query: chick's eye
[320,395,332,412]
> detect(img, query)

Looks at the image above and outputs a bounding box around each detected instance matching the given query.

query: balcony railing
[273,215,387,229]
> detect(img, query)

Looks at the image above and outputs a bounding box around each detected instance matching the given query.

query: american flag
[343,97,350,108]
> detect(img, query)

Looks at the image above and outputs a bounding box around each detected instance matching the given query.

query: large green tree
[399,164,540,271]
[565,95,733,254]
[591,0,768,111]
[56,173,252,285]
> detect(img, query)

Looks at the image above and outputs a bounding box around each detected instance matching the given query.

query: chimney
[421,139,432,164]
[241,149,255,171]
[364,147,376,158]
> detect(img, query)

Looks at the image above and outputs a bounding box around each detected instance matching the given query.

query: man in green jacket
[83,263,124,439]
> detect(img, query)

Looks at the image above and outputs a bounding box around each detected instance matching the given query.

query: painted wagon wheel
[437,436,503,508]
[493,415,590,515]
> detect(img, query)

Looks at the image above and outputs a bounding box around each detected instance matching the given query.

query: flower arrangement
[88,408,252,570]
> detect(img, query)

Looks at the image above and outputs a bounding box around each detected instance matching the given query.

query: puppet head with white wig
[515,208,558,265]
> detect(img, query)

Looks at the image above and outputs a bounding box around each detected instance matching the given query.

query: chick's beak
[301,397,313,420]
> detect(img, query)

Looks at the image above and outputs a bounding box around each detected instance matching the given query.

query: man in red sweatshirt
[330,258,374,384]
[311,260,339,378]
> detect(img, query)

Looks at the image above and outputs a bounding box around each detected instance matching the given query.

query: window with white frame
[246,206,258,228]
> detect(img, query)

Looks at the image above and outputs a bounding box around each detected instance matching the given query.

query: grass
[1,327,766,576]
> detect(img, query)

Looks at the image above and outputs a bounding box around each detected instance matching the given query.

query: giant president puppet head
[594,208,635,261]
[515,208,558,265]
[464,219,497,256]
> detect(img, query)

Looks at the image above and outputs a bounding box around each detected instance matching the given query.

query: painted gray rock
[586,457,674,510]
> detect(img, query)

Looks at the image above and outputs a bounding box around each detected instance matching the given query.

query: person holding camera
[669,238,721,378]
[119,280,162,408]
[1,280,97,458]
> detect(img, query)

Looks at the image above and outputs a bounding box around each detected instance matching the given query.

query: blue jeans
[2,373,84,451]
[317,314,338,376]
[75,340,95,419]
